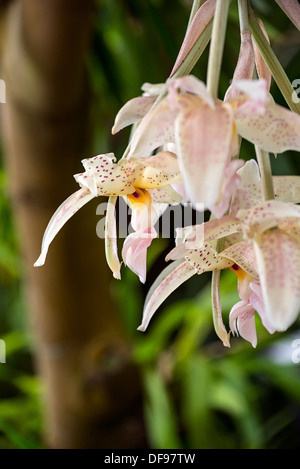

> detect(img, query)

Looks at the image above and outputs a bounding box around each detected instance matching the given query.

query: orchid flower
[120,75,300,218]
[34,151,182,282]
[138,159,300,347]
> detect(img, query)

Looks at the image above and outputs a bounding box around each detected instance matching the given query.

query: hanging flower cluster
[35,0,300,347]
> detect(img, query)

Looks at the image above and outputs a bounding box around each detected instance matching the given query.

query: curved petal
[229,301,257,347]
[234,100,300,153]
[138,260,196,331]
[112,95,157,134]
[175,96,233,210]
[34,188,94,267]
[105,196,122,279]
[253,230,300,331]
[211,270,230,347]
[122,228,157,283]
[128,99,177,159]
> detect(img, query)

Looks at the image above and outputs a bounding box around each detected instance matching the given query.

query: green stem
[237,0,250,33]
[206,0,230,100]
[255,146,275,201]
[249,13,300,114]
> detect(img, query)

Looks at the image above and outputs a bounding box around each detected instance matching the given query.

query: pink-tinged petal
[105,196,122,280]
[224,32,255,101]
[232,79,268,115]
[148,185,182,205]
[209,159,244,218]
[252,17,272,91]
[112,95,157,134]
[238,200,300,238]
[175,96,233,210]
[249,282,276,334]
[168,75,215,109]
[229,301,257,348]
[275,0,300,31]
[138,260,196,331]
[130,203,156,234]
[74,153,137,197]
[128,99,177,159]
[230,159,262,213]
[34,188,94,267]
[169,0,216,77]
[253,230,300,331]
[122,228,157,283]
[134,151,182,189]
[220,240,258,279]
[211,270,230,347]
[234,100,300,153]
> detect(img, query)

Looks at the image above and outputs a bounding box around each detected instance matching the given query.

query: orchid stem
[206,0,230,100]
[255,146,275,201]
[237,0,250,34]
[249,12,300,114]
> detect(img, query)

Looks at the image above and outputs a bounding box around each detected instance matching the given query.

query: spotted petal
[134,152,182,189]
[74,153,137,197]
[234,100,300,153]
[253,230,300,330]
[238,200,300,238]
[166,215,241,260]
[174,95,234,212]
[34,188,94,267]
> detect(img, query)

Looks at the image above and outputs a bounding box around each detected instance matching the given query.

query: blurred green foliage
[0,0,300,449]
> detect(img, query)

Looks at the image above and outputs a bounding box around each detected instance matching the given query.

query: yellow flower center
[126,187,152,209]
[230,263,248,282]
